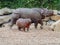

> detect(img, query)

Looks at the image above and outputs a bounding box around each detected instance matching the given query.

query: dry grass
[0,24,60,45]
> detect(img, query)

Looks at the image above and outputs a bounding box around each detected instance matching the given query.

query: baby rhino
[16,18,31,31]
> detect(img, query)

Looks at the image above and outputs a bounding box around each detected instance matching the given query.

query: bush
[0,0,60,10]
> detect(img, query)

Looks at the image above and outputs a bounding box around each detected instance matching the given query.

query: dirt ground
[0,24,60,45]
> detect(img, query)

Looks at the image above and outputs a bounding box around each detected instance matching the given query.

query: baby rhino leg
[23,27,25,31]
[18,27,21,31]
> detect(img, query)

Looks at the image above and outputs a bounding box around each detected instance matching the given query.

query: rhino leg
[10,19,17,28]
[23,27,25,31]
[27,26,30,31]
[39,20,43,29]
[34,22,38,29]
[31,19,38,29]
[18,27,21,31]
[27,28,29,31]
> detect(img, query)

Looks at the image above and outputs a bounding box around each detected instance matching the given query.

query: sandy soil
[0,24,60,45]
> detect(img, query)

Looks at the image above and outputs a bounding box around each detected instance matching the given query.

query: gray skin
[10,8,43,29]
[32,8,54,25]
[32,8,54,19]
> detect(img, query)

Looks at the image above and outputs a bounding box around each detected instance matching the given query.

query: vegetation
[0,0,60,10]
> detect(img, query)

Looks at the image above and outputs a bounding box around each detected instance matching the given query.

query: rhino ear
[40,10,44,14]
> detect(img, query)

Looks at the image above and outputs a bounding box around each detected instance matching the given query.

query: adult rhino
[10,8,43,29]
